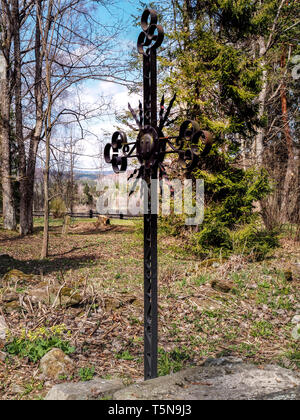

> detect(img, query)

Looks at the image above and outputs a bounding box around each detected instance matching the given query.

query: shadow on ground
[68,225,135,236]
[0,253,97,277]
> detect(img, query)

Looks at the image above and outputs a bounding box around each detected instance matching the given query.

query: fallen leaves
[0,220,299,400]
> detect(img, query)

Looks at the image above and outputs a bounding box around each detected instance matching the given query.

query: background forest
[0,0,299,401]
[0,0,299,257]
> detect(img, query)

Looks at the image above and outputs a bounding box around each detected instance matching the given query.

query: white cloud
[74,80,140,171]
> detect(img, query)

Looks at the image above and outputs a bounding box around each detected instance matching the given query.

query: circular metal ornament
[112,155,127,174]
[178,149,199,171]
[137,8,164,55]
[136,126,159,164]
[193,130,214,157]
[141,8,158,31]
[137,26,164,55]
[111,131,127,150]
[176,120,201,150]
[105,131,129,173]
[104,143,114,164]
[176,121,214,171]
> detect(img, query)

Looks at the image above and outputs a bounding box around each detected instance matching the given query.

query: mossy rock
[3,300,22,314]
[211,279,234,293]
[40,348,74,380]
[2,291,19,303]
[28,284,83,307]
[104,295,137,311]
[198,258,224,268]
[2,270,34,285]
[104,297,123,311]
[60,287,83,307]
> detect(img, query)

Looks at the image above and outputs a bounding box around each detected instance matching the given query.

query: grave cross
[104,8,214,380]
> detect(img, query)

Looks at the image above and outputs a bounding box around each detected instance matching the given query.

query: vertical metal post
[143,48,158,380]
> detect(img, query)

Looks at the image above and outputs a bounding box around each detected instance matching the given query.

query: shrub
[5,325,75,363]
[232,225,280,261]
[186,223,279,261]
[194,222,233,250]
[159,213,186,237]
[159,165,275,261]
[50,197,67,219]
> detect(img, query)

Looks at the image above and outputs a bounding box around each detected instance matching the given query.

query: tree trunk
[279,48,296,221]
[70,139,75,216]
[280,50,294,160]
[20,0,44,236]
[12,0,28,235]
[0,57,16,231]
[41,130,50,259]
[22,139,40,234]
[255,36,268,166]
[41,0,54,258]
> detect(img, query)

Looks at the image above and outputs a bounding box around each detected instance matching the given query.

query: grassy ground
[0,217,299,400]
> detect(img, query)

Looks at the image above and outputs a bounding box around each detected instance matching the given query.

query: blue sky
[98,0,142,42]
[73,1,145,172]
[72,0,149,172]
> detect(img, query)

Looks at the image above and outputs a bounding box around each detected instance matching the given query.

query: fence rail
[31,211,142,220]
[0,211,142,220]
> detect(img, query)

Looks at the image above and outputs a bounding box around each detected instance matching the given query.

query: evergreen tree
[135,0,298,257]
[83,183,93,206]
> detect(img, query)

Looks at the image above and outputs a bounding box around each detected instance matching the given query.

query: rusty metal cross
[104,8,213,380]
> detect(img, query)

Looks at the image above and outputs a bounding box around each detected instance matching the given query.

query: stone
[198,258,220,267]
[2,291,19,303]
[211,279,234,293]
[0,316,8,342]
[45,378,124,400]
[39,348,74,380]
[28,283,51,305]
[291,315,300,340]
[253,387,300,400]
[113,360,300,400]
[104,295,137,311]
[292,325,300,340]
[2,269,34,285]
[212,262,220,268]
[203,356,243,367]
[3,300,21,314]
[291,315,300,325]
[60,287,83,307]
[28,283,83,307]
[10,384,26,395]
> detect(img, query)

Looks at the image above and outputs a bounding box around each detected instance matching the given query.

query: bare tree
[2,0,127,238]
[0,1,17,230]
[25,0,124,257]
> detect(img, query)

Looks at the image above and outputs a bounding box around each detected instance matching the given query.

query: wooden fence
[31,211,142,220]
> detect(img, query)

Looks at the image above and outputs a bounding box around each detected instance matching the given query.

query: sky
[74,0,143,172]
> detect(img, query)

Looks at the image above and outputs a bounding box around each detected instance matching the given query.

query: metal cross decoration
[104,8,214,380]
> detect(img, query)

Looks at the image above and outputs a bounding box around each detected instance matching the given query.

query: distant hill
[74,171,113,181]
[35,168,114,182]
